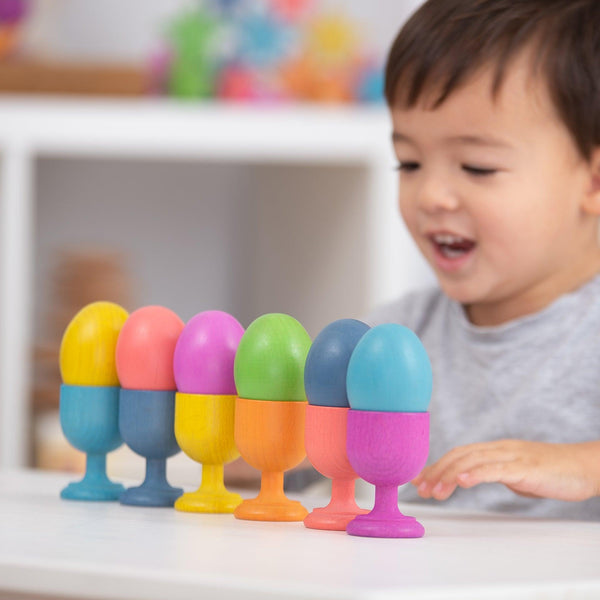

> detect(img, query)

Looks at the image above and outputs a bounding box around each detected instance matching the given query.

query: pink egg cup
[304,405,368,530]
[346,410,429,538]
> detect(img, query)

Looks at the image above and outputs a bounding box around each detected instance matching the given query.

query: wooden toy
[173,310,245,513]
[217,65,259,101]
[59,301,128,501]
[345,324,432,538]
[355,59,384,104]
[233,313,311,521]
[168,8,220,99]
[116,306,185,507]
[303,319,370,530]
[270,0,313,22]
[306,14,358,67]
[236,12,293,69]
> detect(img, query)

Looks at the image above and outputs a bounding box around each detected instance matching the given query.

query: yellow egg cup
[174,393,242,513]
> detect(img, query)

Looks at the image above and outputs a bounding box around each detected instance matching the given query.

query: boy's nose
[417,179,459,213]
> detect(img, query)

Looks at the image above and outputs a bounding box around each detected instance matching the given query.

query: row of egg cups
[59,303,431,538]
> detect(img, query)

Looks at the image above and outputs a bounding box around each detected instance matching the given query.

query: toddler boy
[369,0,600,519]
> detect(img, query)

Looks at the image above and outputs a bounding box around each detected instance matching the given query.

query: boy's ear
[583,147,600,215]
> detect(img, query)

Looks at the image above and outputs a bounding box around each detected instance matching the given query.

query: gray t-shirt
[367,275,600,520]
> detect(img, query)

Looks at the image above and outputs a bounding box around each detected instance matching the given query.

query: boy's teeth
[433,234,468,244]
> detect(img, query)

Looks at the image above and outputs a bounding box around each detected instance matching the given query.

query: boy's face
[391,51,600,325]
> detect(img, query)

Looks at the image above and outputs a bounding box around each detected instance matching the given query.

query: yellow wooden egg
[60,301,129,386]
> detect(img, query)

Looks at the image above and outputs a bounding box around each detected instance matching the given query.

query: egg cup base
[60,479,124,502]
[234,495,308,522]
[175,489,242,514]
[120,482,183,507]
[304,505,369,531]
[346,513,425,538]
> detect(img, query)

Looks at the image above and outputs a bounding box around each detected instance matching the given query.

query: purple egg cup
[346,410,429,538]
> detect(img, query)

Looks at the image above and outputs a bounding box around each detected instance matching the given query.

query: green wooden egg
[234,313,312,401]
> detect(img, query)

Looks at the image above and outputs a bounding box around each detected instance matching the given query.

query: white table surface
[1,469,599,600]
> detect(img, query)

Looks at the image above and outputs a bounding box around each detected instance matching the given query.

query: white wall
[34,159,378,336]
[29,0,432,337]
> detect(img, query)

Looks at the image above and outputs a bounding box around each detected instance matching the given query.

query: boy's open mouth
[430,233,476,259]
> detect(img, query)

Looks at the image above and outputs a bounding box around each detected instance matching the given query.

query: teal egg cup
[59,384,125,501]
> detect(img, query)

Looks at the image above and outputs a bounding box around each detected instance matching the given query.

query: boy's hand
[412,440,600,502]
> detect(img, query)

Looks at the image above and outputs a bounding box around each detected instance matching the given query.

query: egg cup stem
[346,484,425,538]
[175,463,242,513]
[120,458,183,507]
[372,484,401,517]
[304,478,367,531]
[329,478,362,512]
[61,453,124,501]
[146,458,168,487]
[235,470,308,521]
[201,463,225,491]
[86,453,107,482]
[260,471,286,502]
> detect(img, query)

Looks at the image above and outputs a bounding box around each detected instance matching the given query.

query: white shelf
[0,96,391,161]
[0,97,432,468]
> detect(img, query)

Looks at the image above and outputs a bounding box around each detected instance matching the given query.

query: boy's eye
[396,162,420,172]
[462,165,497,176]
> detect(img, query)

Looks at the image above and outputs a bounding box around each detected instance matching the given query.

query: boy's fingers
[411,474,424,486]
[430,480,458,500]
[440,450,517,484]
[412,466,434,485]
[414,446,475,488]
[416,445,519,497]
[457,461,526,488]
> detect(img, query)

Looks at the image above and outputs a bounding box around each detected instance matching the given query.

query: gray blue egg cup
[118,388,183,507]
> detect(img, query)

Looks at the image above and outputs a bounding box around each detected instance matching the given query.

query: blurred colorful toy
[0,0,27,59]
[160,0,384,104]
[356,60,385,104]
[305,14,358,67]
[235,10,295,69]
[269,0,312,22]
[168,7,222,99]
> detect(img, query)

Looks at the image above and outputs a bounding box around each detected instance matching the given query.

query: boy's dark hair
[385,0,600,159]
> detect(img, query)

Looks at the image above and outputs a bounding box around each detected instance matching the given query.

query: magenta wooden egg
[173,310,245,395]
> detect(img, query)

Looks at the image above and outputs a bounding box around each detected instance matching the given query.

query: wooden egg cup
[118,389,183,507]
[174,393,242,513]
[346,411,429,538]
[59,384,124,501]
[304,404,367,530]
[234,397,308,521]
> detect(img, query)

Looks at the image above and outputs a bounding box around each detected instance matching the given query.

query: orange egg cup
[234,397,308,521]
[304,404,368,530]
